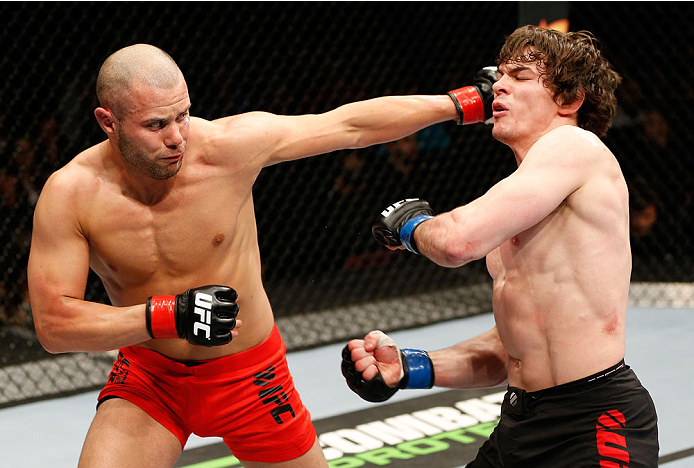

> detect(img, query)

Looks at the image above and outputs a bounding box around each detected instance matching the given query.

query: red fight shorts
[98,325,316,463]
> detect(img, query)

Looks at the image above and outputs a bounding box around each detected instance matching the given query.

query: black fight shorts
[467,361,659,468]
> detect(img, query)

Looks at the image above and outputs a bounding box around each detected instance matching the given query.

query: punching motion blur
[343,26,659,467]
[27,42,494,468]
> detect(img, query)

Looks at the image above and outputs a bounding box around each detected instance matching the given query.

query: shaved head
[96,44,185,118]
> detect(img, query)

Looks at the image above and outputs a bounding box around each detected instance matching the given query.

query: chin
[491,126,509,144]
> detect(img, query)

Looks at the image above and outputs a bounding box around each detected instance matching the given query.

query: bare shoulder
[37,143,106,218]
[532,126,611,163]
[522,127,617,190]
[45,146,103,196]
[191,113,283,166]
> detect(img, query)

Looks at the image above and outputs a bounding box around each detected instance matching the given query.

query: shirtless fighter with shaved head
[342,26,659,467]
[27,43,496,467]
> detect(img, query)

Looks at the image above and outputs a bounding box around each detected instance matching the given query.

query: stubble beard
[491,120,521,147]
[491,124,510,145]
[117,129,183,180]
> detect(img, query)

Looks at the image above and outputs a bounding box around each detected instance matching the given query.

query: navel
[212,234,225,247]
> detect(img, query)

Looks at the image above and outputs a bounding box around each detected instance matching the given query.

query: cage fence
[0,2,691,408]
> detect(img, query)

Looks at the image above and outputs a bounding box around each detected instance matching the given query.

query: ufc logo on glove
[146,285,239,346]
[193,292,214,339]
[380,199,421,217]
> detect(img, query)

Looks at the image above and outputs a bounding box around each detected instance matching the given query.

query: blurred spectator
[629,175,659,238]
[0,132,44,327]
[642,109,669,149]
[331,151,368,200]
[611,76,646,132]
[628,175,661,281]
[34,117,62,185]
[637,109,680,226]
[607,74,689,281]
[385,133,419,178]
[11,136,40,207]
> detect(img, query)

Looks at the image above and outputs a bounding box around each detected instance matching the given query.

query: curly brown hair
[497,25,622,137]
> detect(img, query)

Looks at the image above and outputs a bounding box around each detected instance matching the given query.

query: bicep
[262,112,358,165]
[465,149,585,240]
[425,150,586,264]
[209,112,356,168]
[477,130,600,241]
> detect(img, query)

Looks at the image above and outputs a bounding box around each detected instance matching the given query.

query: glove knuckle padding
[180,285,239,347]
[473,66,498,120]
[341,345,399,403]
[372,199,433,247]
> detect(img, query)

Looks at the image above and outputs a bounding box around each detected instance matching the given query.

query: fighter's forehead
[123,78,190,116]
[498,60,540,74]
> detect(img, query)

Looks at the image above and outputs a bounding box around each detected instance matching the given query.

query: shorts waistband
[503,359,630,416]
[527,359,627,398]
[119,324,284,377]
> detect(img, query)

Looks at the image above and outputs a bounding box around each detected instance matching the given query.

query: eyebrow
[142,117,168,124]
[501,64,533,74]
[141,106,191,125]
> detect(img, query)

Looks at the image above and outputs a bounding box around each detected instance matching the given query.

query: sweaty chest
[489,203,569,278]
[486,233,526,280]
[86,181,250,286]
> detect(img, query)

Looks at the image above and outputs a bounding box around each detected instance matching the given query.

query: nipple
[212,234,225,247]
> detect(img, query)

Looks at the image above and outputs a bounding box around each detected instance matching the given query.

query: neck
[510,120,578,164]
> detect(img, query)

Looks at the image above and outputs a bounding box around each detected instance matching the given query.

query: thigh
[240,438,328,468]
[465,428,503,468]
[78,398,182,468]
[212,346,318,463]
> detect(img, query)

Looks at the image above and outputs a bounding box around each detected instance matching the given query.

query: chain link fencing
[1,2,692,407]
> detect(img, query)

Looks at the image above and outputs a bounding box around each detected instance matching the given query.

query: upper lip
[492,101,508,112]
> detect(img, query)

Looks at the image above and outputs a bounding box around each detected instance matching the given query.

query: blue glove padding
[401,348,435,389]
[400,215,434,255]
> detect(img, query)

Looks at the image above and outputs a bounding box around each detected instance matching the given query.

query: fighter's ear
[94,107,117,136]
[558,92,585,117]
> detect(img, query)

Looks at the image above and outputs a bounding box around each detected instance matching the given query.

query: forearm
[429,327,509,389]
[334,95,456,148]
[262,94,458,165]
[34,296,150,353]
[414,209,488,268]
[339,66,495,148]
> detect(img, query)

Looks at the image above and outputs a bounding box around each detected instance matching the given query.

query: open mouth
[492,102,508,112]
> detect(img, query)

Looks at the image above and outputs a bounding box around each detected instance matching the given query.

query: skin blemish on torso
[212,234,225,247]
[603,315,620,334]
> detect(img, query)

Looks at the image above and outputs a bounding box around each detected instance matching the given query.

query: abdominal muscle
[487,245,627,392]
[91,216,277,362]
